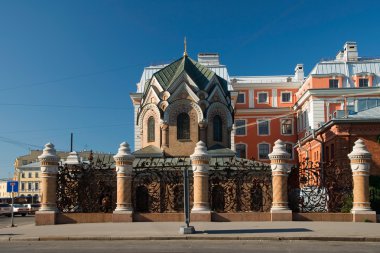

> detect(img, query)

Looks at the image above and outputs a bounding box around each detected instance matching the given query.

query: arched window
[177,113,190,139]
[213,115,223,142]
[147,116,155,142]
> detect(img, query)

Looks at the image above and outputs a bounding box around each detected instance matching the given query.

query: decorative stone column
[160,120,169,149]
[190,141,211,221]
[198,120,208,143]
[230,124,236,151]
[36,143,60,225]
[113,142,135,222]
[348,139,376,222]
[268,139,292,221]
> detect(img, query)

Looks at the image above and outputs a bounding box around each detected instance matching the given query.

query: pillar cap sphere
[348,139,372,160]
[268,139,290,160]
[114,142,135,161]
[190,141,209,159]
[38,142,59,161]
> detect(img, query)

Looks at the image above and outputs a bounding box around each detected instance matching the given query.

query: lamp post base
[179,226,195,234]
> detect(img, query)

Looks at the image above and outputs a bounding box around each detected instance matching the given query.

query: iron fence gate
[288,159,353,213]
[56,158,116,213]
[209,157,272,212]
[132,157,192,213]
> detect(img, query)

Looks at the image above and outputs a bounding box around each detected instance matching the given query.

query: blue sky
[0,0,379,178]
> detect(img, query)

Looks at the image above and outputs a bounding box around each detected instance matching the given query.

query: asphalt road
[0,215,34,228]
[0,240,379,253]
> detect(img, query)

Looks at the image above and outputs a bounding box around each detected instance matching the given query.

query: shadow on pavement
[199,228,312,234]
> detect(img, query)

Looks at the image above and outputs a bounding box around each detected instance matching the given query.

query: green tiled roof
[149,55,223,92]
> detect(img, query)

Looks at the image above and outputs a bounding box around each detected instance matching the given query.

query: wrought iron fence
[288,159,352,213]
[132,157,192,213]
[56,156,116,213]
[209,157,272,212]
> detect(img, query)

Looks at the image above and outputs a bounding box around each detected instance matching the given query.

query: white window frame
[257,119,270,136]
[258,142,270,160]
[235,143,247,159]
[235,119,247,136]
[281,118,293,135]
[284,142,294,160]
[257,92,269,104]
[280,91,292,103]
[237,93,246,104]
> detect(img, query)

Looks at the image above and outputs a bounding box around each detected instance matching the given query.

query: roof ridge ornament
[183,37,188,57]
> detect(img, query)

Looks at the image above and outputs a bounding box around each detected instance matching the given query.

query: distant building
[0,178,12,199]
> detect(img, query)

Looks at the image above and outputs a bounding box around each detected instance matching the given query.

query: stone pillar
[35,143,60,225]
[160,120,169,149]
[198,120,207,143]
[113,142,135,222]
[190,141,211,221]
[230,124,236,151]
[268,139,292,221]
[348,139,376,222]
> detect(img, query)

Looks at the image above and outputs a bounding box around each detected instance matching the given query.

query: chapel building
[130,52,237,157]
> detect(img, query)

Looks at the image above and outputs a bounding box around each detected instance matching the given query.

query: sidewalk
[1,221,380,242]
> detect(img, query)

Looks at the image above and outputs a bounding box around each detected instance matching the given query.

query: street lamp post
[179,167,194,234]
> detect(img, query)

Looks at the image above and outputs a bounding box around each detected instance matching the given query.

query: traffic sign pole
[10,183,15,227]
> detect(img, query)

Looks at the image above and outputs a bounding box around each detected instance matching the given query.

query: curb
[1,236,380,242]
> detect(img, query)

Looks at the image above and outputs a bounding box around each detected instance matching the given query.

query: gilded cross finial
[183,37,188,56]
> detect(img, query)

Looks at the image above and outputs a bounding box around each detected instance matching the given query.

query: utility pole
[70,133,73,152]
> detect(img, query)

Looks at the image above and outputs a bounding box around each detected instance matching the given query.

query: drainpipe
[312,129,324,163]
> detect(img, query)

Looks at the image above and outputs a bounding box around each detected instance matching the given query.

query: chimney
[343,42,358,61]
[197,53,220,65]
[294,64,304,81]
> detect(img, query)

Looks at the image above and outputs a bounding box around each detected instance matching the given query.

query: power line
[0,122,134,135]
[0,63,146,92]
[0,103,134,111]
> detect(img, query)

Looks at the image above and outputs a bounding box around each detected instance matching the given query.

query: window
[21,183,25,191]
[329,79,339,88]
[258,92,268,103]
[359,78,369,87]
[235,119,246,136]
[281,119,293,135]
[35,183,39,190]
[285,143,293,159]
[35,172,39,178]
[22,160,28,165]
[28,183,32,190]
[236,144,246,159]
[213,115,223,142]
[237,93,245,103]
[281,92,291,103]
[21,173,25,178]
[258,120,269,135]
[258,143,270,159]
[177,113,190,140]
[28,172,32,178]
[147,116,155,142]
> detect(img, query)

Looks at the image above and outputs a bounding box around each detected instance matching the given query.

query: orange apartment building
[293,42,380,175]
[231,66,303,163]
